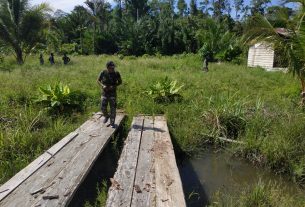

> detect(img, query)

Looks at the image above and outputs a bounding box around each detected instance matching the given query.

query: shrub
[35,82,87,114]
[144,76,184,103]
[142,54,150,58]
[60,43,77,55]
[118,54,124,60]
[0,62,14,72]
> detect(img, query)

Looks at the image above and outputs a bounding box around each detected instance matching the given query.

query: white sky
[31,0,115,13]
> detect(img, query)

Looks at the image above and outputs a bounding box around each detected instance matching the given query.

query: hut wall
[248,43,275,70]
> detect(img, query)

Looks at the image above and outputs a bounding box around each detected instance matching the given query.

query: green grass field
[0,54,304,205]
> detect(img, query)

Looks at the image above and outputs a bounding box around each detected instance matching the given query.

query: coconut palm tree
[244,0,305,104]
[85,0,111,53]
[0,0,50,64]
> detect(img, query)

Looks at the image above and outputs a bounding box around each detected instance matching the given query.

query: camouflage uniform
[62,54,70,65]
[49,53,55,65]
[98,69,122,124]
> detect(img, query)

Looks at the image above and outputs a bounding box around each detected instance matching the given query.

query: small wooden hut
[247,42,275,70]
[247,28,289,71]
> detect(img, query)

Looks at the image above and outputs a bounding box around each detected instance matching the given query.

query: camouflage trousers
[101,96,117,124]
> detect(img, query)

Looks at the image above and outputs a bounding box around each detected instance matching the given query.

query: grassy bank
[0,54,304,197]
[210,180,305,207]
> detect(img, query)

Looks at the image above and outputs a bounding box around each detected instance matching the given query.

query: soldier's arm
[116,72,122,86]
[97,72,105,87]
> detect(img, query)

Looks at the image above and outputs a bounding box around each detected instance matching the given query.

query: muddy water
[179,149,304,207]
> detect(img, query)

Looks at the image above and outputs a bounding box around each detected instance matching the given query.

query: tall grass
[209,180,305,207]
[0,54,304,189]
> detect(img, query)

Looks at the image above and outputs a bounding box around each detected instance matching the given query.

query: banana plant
[36,83,72,112]
[35,83,86,112]
[145,76,184,103]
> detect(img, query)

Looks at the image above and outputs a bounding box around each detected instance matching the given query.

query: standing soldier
[49,53,55,65]
[62,53,71,65]
[97,61,122,128]
[39,53,44,65]
[203,54,209,72]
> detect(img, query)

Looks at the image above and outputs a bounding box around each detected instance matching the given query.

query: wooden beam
[0,113,125,207]
[106,116,144,207]
[0,131,78,202]
[106,116,186,207]
[131,116,156,207]
[153,116,186,207]
[36,114,125,207]
[216,137,245,144]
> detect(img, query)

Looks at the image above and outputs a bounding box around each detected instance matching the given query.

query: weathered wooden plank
[0,118,99,207]
[0,113,123,207]
[0,131,78,202]
[47,132,79,155]
[106,116,144,207]
[131,117,156,207]
[36,114,125,207]
[153,116,186,207]
[0,153,52,202]
[0,113,103,203]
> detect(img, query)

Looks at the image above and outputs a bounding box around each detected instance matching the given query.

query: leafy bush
[35,82,87,114]
[145,76,184,103]
[0,62,14,72]
[118,54,124,60]
[142,54,151,58]
[60,43,77,55]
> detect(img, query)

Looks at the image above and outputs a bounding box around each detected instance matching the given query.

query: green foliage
[0,55,305,193]
[210,181,305,207]
[197,19,242,62]
[60,43,77,54]
[202,93,249,139]
[144,76,184,103]
[242,181,271,206]
[244,5,305,94]
[45,30,62,54]
[217,45,243,62]
[0,1,50,64]
[35,82,87,114]
[84,180,108,207]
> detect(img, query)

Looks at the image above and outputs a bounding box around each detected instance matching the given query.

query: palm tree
[67,6,91,54]
[0,0,50,64]
[197,18,236,61]
[85,0,109,54]
[244,1,305,104]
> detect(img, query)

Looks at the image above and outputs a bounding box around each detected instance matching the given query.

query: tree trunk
[93,23,96,54]
[300,77,305,105]
[15,47,24,64]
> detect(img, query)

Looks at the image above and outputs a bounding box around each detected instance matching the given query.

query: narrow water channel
[179,149,304,207]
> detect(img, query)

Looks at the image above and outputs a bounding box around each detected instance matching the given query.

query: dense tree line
[0,0,298,64]
[47,0,273,56]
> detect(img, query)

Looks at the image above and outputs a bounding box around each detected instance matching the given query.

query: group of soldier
[39,53,71,65]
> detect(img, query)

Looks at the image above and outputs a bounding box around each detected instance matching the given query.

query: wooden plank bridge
[0,114,186,207]
[106,116,186,207]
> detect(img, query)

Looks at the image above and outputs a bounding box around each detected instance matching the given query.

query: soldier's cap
[106,61,115,68]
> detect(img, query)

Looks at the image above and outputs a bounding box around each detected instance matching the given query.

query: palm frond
[244,14,281,45]
[31,3,52,14]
